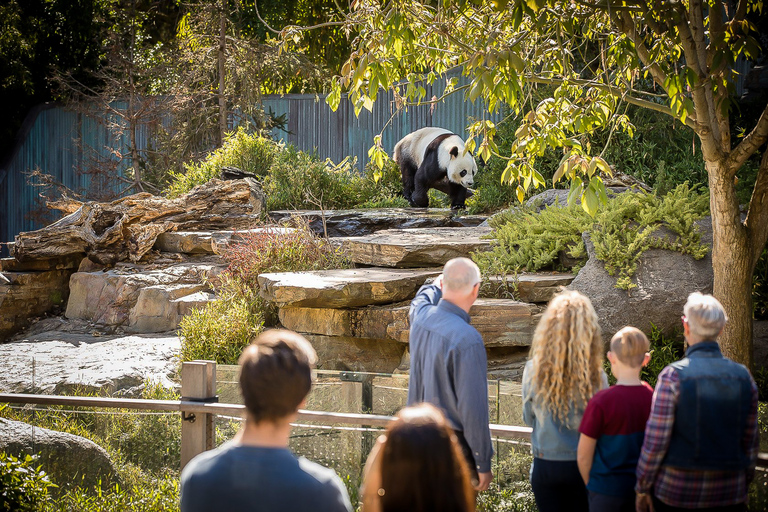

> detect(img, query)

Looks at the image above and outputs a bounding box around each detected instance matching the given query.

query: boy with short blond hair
[577,326,653,512]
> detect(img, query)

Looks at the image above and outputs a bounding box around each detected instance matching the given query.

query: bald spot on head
[442,257,481,294]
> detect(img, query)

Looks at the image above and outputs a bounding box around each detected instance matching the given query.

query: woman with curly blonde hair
[522,290,607,512]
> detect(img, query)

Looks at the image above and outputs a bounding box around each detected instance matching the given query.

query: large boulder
[0,418,116,490]
[65,259,221,332]
[569,217,714,343]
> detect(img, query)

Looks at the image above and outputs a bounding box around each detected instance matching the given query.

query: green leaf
[468,80,484,102]
[582,186,598,217]
[516,184,526,203]
[567,178,583,206]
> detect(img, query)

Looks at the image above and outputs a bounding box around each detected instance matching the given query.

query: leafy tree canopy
[326,0,764,216]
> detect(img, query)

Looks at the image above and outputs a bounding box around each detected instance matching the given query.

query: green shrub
[179,221,351,364]
[42,474,179,512]
[165,128,278,198]
[0,452,56,511]
[474,184,710,290]
[263,149,363,210]
[223,221,352,288]
[179,276,265,365]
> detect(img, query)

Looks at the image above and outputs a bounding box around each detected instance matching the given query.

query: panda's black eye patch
[460,170,467,177]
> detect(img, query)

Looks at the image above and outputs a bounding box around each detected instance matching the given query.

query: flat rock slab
[259,268,441,308]
[279,298,541,347]
[0,331,180,396]
[340,227,493,267]
[480,272,575,303]
[154,227,295,255]
[65,260,222,332]
[269,208,487,237]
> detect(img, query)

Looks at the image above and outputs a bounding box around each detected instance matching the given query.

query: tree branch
[671,5,723,152]
[688,0,709,77]
[734,0,749,22]
[727,104,768,175]
[746,150,768,268]
[614,11,668,92]
[524,75,696,129]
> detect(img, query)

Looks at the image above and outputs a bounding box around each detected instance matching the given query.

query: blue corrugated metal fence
[1,82,501,248]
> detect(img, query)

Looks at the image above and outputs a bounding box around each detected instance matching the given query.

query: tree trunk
[217,0,227,146]
[707,165,754,368]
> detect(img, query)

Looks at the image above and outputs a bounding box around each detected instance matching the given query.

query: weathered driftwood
[12,179,265,265]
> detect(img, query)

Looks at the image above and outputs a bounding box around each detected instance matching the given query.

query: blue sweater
[180,442,352,512]
[407,284,494,473]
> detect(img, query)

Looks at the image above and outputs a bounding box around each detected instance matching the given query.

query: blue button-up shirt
[407,284,493,473]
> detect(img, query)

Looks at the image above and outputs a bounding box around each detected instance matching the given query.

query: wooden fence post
[181,360,217,471]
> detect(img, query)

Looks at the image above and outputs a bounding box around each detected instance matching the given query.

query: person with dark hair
[407,257,494,491]
[180,329,352,512]
[361,403,475,512]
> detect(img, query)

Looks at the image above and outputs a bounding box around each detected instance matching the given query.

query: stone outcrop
[305,335,407,373]
[1,324,180,395]
[259,268,441,308]
[269,208,486,237]
[279,304,410,342]
[340,227,493,267]
[279,299,541,347]
[0,266,78,342]
[569,217,714,343]
[154,227,296,255]
[65,259,221,332]
[0,418,116,490]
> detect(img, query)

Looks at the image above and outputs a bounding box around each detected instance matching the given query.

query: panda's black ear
[450,146,459,158]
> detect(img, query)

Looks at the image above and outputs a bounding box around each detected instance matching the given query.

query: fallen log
[12,178,265,265]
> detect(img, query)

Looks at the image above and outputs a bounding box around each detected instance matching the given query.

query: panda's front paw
[450,203,467,212]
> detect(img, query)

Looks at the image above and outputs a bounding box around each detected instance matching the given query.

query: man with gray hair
[635,292,758,512]
[407,257,494,491]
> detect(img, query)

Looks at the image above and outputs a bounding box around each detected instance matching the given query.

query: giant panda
[393,127,478,210]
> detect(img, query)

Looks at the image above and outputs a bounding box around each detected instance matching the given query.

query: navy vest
[663,342,753,471]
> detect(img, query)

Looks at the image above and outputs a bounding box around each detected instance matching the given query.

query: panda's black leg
[411,177,430,207]
[448,182,468,210]
[400,161,418,203]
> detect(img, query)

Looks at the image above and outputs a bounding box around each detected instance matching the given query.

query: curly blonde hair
[529,290,604,425]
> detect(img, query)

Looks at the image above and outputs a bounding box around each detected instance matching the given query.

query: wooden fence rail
[1,359,765,472]
[0,361,532,471]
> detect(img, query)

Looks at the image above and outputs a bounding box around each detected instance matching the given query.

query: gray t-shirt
[180,442,353,512]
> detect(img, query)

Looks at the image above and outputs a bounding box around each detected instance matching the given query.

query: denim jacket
[522,360,608,461]
[663,341,754,471]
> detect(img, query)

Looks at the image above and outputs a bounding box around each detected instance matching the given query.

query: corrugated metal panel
[0,103,134,251]
[262,77,500,167]
[2,78,500,248]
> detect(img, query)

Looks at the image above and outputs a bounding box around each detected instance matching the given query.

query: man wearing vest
[635,292,759,512]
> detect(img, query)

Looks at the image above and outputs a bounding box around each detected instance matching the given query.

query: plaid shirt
[635,365,759,508]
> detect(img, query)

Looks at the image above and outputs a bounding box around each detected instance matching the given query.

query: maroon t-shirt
[579,382,654,496]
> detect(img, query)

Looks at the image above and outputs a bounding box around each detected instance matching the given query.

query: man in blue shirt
[407,257,494,491]
[180,329,352,512]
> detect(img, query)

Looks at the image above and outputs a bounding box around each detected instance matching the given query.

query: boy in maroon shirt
[577,327,653,512]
